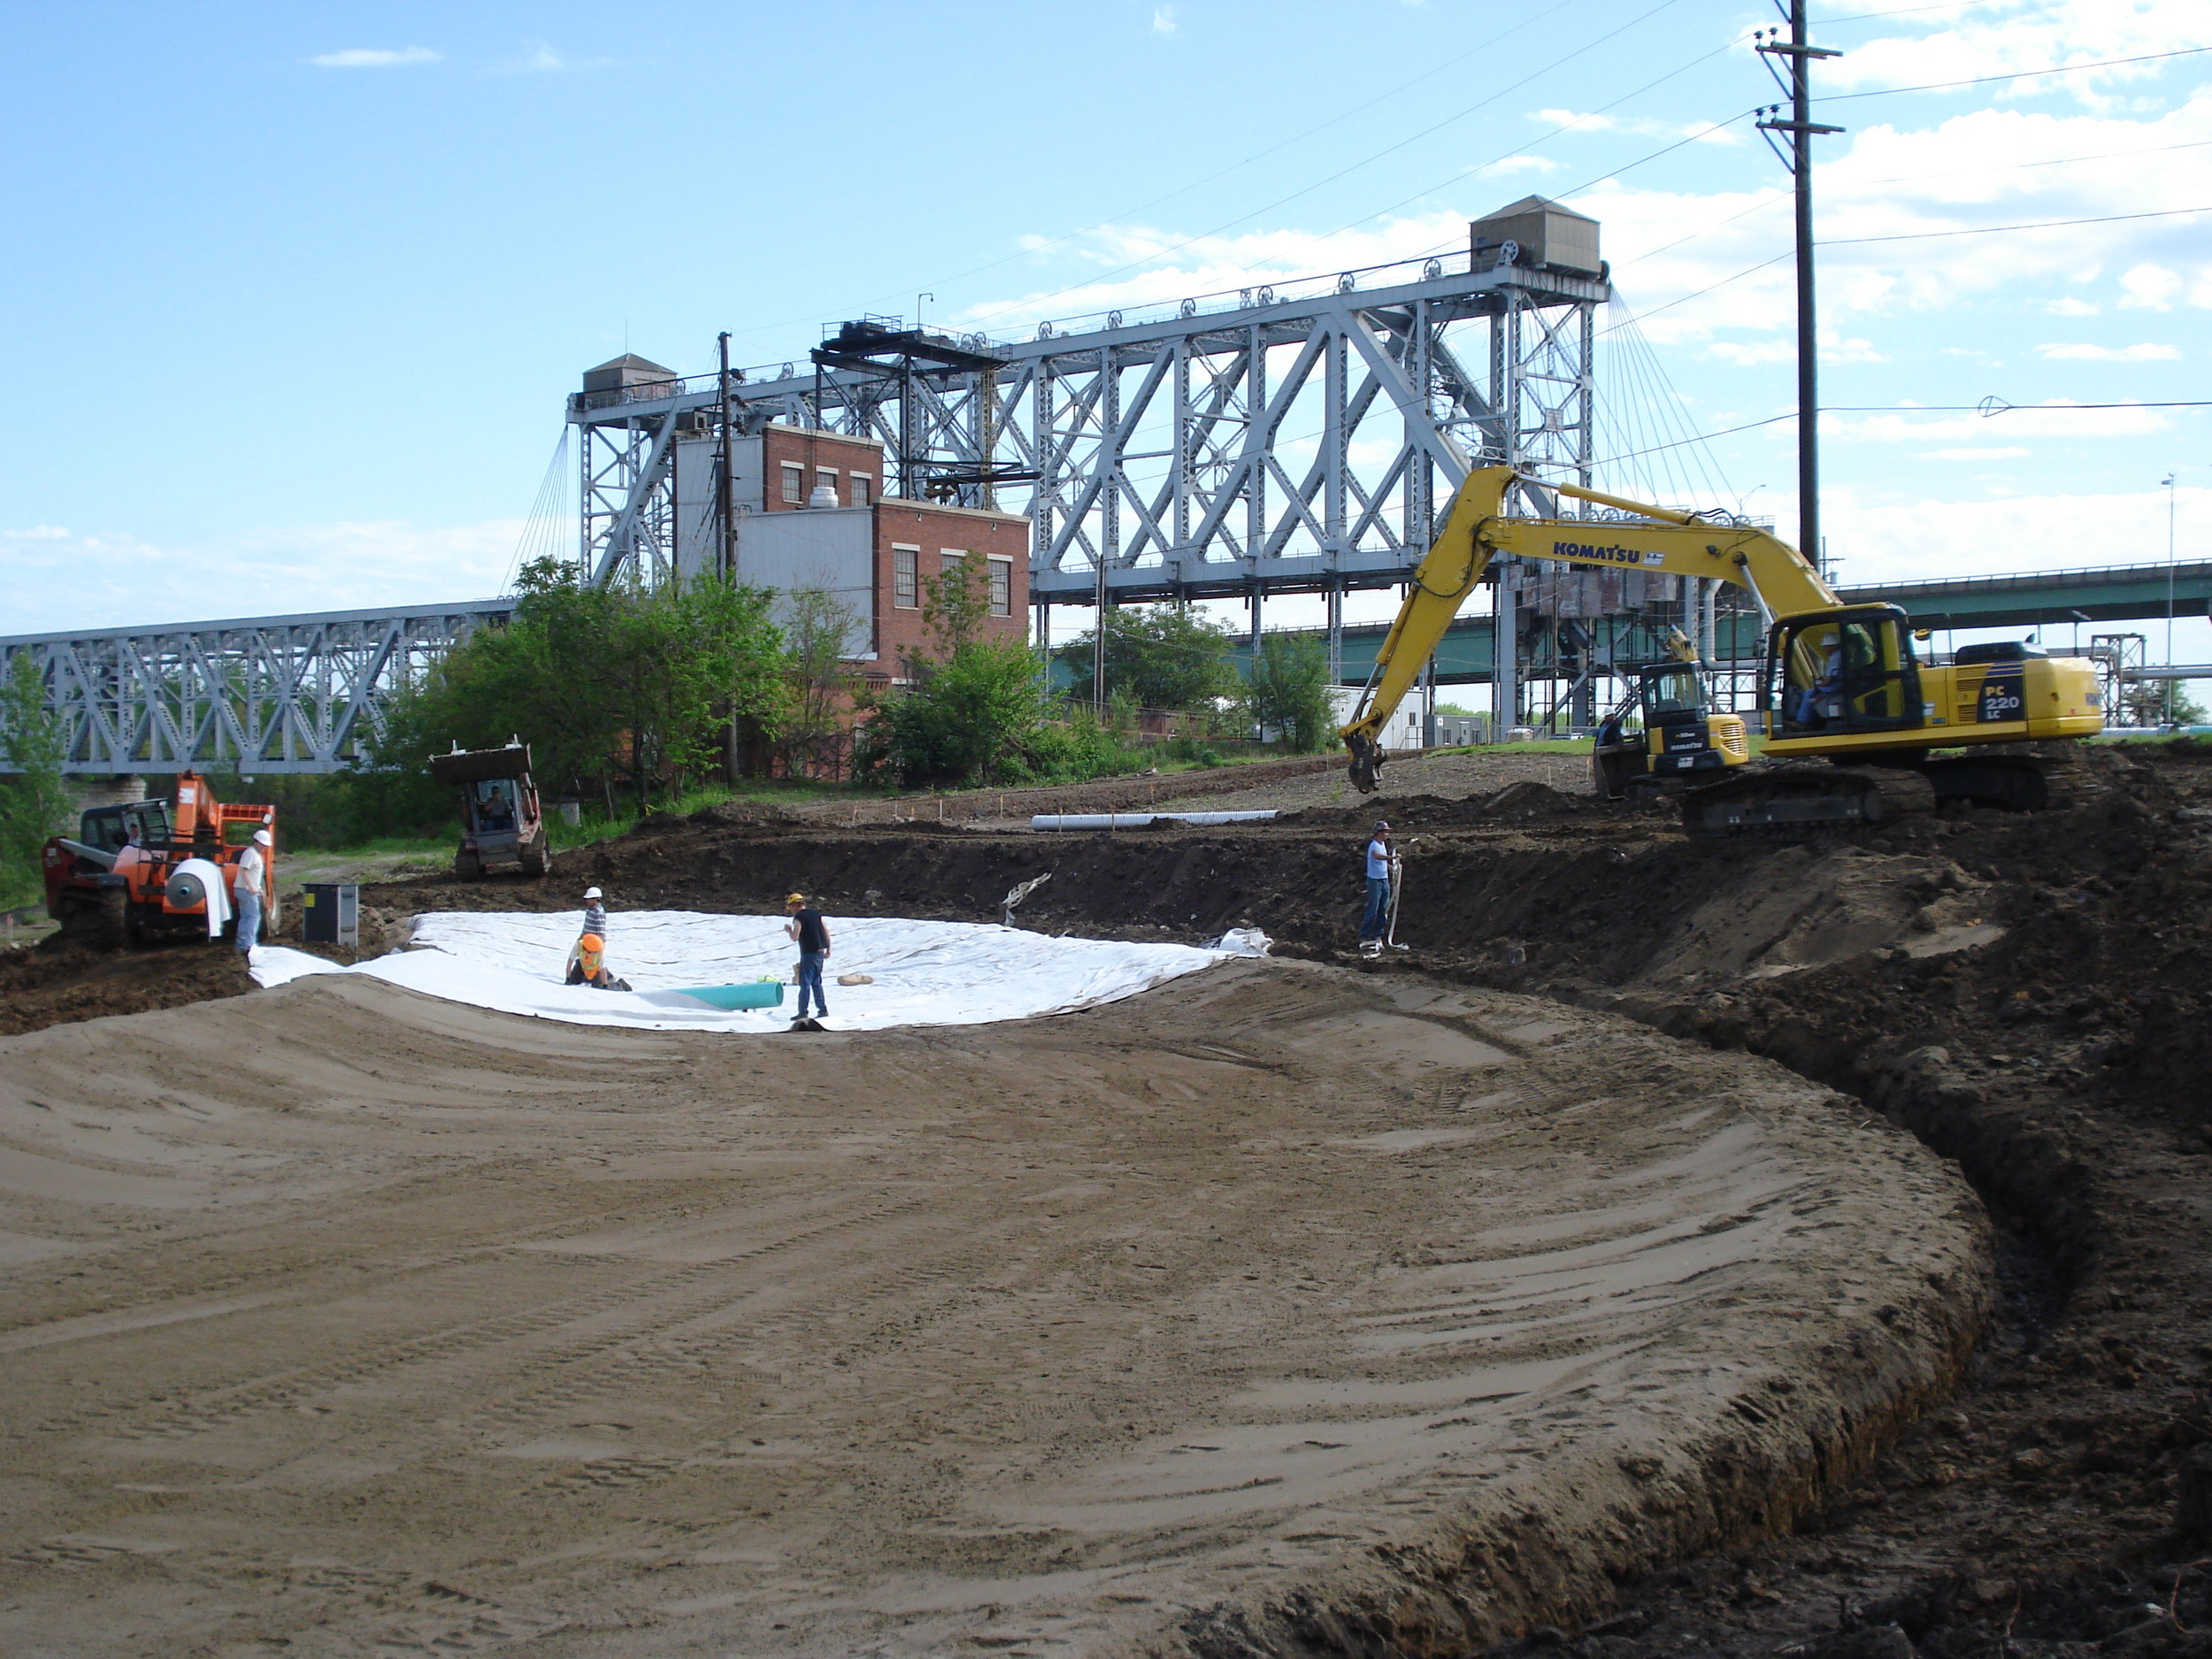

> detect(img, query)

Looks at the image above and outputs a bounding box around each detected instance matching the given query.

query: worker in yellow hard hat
[784,892,832,1027]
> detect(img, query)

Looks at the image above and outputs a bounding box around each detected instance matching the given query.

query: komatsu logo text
[1552,540,1665,566]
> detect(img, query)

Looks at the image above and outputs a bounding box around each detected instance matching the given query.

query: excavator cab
[1769,605,1923,737]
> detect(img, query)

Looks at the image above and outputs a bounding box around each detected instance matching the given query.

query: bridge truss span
[0,602,512,777]
[571,257,1609,609]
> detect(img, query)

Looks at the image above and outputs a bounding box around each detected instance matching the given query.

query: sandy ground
[0,956,1984,1658]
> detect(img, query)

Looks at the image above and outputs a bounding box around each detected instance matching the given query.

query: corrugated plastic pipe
[1029,810,1279,831]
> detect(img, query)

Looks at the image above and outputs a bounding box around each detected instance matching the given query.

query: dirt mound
[0,935,253,1035]
[0,959,1985,1658]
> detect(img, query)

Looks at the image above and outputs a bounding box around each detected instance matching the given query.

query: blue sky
[3,0,2207,663]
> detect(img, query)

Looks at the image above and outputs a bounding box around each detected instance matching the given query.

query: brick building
[670,422,1028,689]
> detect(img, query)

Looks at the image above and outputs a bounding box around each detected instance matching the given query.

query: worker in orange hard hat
[565,931,630,992]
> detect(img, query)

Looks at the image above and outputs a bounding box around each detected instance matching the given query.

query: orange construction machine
[42,772,278,948]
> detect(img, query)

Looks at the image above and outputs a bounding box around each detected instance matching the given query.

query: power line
[963,0,1701,327]
[1822,204,2212,243]
[873,0,1580,312]
[1818,43,2212,102]
[1827,401,2212,411]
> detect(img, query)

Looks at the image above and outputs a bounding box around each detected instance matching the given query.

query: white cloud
[310,46,441,69]
[1532,108,1740,145]
[1151,5,1178,36]
[1825,481,2212,585]
[1818,0,2211,110]
[1929,446,2032,459]
[2119,262,2185,308]
[2036,340,2180,359]
[1479,156,1563,177]
[494,41,612,73]
[1,520,523,638]
[1578,93,2212,348]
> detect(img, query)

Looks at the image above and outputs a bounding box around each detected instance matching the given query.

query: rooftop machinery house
[580,354,1030,688]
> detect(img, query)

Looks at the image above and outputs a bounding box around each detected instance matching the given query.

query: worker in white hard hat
[234,826,274,954]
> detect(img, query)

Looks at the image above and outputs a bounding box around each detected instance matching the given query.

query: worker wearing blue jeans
[1358,821,1393,955]
[785,892,832,1025]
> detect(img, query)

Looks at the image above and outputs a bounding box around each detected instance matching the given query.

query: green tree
[0,651,70,909]
[1056,605,1240,710]
[1245,632,1337,752]
[331,557,787,833]
[780,588,864,780]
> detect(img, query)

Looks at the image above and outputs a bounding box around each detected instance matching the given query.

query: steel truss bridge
[4,560,2206,775]
[0,602,511,777]
[572,249,1607,628]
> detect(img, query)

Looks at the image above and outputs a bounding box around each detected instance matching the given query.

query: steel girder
[0,602,511,776]
[568,259,1606,602]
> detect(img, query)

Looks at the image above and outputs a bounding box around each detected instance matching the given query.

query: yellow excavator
[1341,466,2105,835]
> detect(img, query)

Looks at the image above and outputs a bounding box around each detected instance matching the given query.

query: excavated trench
[2,745,2208,1655]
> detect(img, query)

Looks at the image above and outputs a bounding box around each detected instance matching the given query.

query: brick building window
[987,556,1012,617]
[893,545,919,608]
[849,473,870,508]
[780,463,804,504]
[816,467,839,503]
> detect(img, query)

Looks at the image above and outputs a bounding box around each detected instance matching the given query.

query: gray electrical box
[303,882,359,948]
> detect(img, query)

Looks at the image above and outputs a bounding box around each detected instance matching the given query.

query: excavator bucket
[1346,733,1383,795]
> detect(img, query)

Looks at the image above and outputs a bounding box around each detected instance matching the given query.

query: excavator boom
[1343,467,1831,784]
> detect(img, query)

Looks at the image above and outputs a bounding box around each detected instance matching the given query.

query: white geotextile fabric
[249,910,1262,1033]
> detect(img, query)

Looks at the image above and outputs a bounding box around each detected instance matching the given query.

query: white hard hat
[253,828,273,846]
[583,887,603,900]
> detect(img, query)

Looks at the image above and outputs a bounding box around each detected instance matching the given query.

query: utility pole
[1757,2,1841,562]
[716,331,736,580]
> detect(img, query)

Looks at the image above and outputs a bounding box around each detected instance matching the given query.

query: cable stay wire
[503,428,573,596]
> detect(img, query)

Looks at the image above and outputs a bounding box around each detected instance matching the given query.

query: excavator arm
[1340,466,1837,789]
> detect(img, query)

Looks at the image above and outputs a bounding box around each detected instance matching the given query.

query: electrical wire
[1823,203,2212,242]
[1816,43,2212,102]
[962,0,1702,328]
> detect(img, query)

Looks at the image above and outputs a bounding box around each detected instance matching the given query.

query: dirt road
[0,955,1980,1657]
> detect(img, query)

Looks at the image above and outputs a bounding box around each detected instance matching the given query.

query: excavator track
[1682,764,1936,839]
[1920,741,2102,813]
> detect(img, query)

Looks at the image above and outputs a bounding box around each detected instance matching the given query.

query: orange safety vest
[578,933,604,978]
